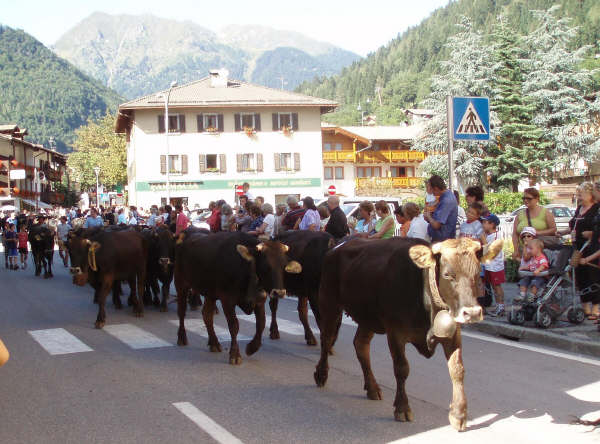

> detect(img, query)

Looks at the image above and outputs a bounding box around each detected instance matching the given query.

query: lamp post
[93,166,100,208]
[163,81,177,205]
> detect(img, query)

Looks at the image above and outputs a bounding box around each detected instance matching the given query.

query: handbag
[526,208,560,248]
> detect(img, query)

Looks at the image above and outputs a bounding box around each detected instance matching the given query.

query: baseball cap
[520,226,537,238]
[482,213,500,226]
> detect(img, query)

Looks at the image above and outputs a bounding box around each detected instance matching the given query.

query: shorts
[18,247,28,255]
[7,248,18,257]
[519,276,547,290]
[484,269,505,286]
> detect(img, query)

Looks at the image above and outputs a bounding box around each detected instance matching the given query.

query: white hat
[520,226,537,238]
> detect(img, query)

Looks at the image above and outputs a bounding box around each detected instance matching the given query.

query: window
[334,166,344,179]
[206,155,217,169]
[274,153,300,171]
[324,167,333,180]
[324,143,332,151]
[160,154,188,174]
[272,112,299,131]
[197,113,224,132]
[199,154,226,173]
[236,153,263,172]
[334,143,342,151]
[204,114,218,130]
[158,114,186,133]
[242,154,254,171]
[242,114,255,128]
[391,166,407,177]
[281,153,292,170]
[235,113,261,131]
[356,166,381,178]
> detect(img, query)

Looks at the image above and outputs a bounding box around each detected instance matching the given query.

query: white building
[115,70,337,209]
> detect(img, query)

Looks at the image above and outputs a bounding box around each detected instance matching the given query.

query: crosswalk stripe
[169,319,251,342]
[103,324,172,349]
[29,328,93,355]
[237,314,306,336]
[173,402,244,444]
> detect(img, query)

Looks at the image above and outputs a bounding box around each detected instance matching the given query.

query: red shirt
[207,209,221,233]
[175,212,189,235]
[528,254,549,272]
[17,231,28,249]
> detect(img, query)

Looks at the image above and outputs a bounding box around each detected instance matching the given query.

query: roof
[0,133,66,161]
[405,108,435,116]
[118,76,337,110]
[0,124,19,132]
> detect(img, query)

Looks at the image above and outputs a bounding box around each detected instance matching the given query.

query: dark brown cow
[314,237,502,430]
[174,231,301,365]
[68,230,148,328]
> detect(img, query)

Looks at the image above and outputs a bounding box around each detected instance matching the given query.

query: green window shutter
[179,115,186,132]
[181,155,188,174]
[199,154,206,172]
[236,154,242,172]
[254,113,261,131]
[160,155,166,174]
[256,153,263,172]
[219,154,226,173]
[272,113,279,131]
[234,114,241,131]
[158,116,165,133]
[274,153,281,171]
[197,114,204,132]
[294,153,300,171]
[292,113,299,131]
[217,114,224,132]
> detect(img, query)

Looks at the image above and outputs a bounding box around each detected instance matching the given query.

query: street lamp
[161,80,178,206]
[93,166,100,208]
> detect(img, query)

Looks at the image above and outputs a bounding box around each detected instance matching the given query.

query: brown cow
[314,237,502,431]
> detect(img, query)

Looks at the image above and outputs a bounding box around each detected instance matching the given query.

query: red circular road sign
[235,185,244,196]
[328,185,336,196]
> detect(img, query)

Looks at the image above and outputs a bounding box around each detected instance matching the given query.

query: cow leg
[354,325,382,400]
[246,300,265,356]
[442,330,467,431]
[150,278,161,307]
[188,289,200,311]
[386,331,413,422]
[268,297,280,340]
[314,308,342,387]
[221,297,242,365]
[46,251,53,277]
[112,282,123,309]
[129,274,144,318]
[176,283,188,346]
[160,278,170,312]
[95,279,112,329]
[34,253,41,276]
[202,297,221,352]
[297,297,317,346]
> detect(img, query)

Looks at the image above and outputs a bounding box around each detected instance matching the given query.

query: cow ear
[237,245,254,262]
[282,244,290,253]
[409,245,436,269]
[285,260,302,274]
[85,239,92,245]
[481,239,503,264]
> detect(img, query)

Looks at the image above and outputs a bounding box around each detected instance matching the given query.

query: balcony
[323,150,426,163]
[355,177,424,190]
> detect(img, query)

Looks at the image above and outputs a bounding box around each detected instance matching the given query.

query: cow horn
[427,266,448,311]
[176,233,185,245]
[85,239,92,245]
[88,241,101,272]
[236,245,254,262]
[256,243,265,252]
[481,239,504,264]
[282,244,290,253]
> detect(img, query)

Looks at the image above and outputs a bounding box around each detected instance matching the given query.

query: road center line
[103,324,172,349]
[29,328,93,355]
[173,402,244,444]
[169,319,251,341]
[461,330,600,367]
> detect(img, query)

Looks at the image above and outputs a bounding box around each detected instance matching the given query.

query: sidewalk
[465,281,600,358]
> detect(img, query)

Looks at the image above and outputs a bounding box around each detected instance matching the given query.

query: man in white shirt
[403,202,430,241]
[55,216,71,267]
[242,182,255,201]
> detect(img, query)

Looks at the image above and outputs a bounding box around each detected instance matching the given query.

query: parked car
[506,204,574,231]
[317,197,403,235]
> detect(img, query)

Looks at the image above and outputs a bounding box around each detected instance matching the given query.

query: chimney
[209,68,229,87]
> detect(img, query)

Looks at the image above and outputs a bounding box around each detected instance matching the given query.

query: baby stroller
[508,243,586,328]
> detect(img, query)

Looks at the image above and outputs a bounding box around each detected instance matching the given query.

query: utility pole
[93,166,100,208]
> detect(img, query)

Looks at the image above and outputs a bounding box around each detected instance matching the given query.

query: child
[481,214,505,316]
[4,223,18,270]
[517,237,549,302]
[17,226,28,269]
[2,223,8,269]
[459,202,484,241]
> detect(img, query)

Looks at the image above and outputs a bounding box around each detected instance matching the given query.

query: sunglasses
[521,234,534,239]
[522,196,534,201]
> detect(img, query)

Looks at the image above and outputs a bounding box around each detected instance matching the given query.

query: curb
[464,320,600,358]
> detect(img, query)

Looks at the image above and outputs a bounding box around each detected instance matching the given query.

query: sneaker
[527,294,537,304]
[492,305,505,317]
[513,295,525,303]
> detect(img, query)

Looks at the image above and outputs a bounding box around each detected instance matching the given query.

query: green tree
[67,113,126,191]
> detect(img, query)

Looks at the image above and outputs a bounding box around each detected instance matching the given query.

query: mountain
[296,0,600,125]
[53,13,361,99]
[0,25,122,153]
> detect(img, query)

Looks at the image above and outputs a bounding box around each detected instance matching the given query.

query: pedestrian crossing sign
[452,97,490,141]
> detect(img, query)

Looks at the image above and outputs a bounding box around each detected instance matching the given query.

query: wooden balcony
[323,150,426,163]
[355,177,424,190]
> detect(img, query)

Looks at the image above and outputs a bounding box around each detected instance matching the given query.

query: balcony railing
[323,150,426,163]
[355,177,424,189]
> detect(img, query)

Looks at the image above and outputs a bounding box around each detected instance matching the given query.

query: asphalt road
[0,261,599,444]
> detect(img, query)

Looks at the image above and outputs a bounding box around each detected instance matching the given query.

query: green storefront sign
[136,178,321,192]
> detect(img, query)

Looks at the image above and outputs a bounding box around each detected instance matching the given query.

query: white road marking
[237,314,305,336]
[103,324,172,349]
[387,412,599,443]
[173,402,244,444]
[462,330,600,367]
[29,328,93,355]
[566,381,600,402]
[169,319,251,342]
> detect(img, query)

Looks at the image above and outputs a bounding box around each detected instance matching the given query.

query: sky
[1,0,451,56]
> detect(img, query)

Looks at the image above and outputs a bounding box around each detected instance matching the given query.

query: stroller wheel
[536,307,553,329]
[567,307,586,324]
[509,308,525,325]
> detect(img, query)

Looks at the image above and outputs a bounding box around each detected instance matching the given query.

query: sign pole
[446,95,454,192]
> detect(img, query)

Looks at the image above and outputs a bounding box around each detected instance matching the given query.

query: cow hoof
[35,272,40,277]
[190,305,199,311]
[95,321,105,329]
[394,409,414,422]
[229,355,242,365]
[449,410,467,431]
[177,335,188,346]
[160,306,168,313]
[245,339,261,356]
[314,369,328,387]
[306,336,317,346]
[328,348,335,356]
[209,343,222,353]
[152,298,160,307]
[269,329,280,340]
[366,386,382,401]
[134,310,144,318]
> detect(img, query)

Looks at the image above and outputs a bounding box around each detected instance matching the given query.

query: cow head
[236,241,302,299]
[67,235,100,286]
[409,238,503,325]
[155,226,174,273]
